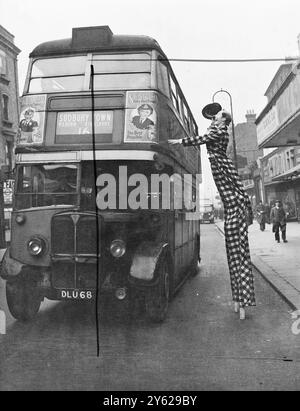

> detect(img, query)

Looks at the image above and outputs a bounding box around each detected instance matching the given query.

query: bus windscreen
[15,164,79,209]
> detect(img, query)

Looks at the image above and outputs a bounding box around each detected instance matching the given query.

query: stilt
[0,309,6,334]
[234,302,239,313]
[239,307,246,320]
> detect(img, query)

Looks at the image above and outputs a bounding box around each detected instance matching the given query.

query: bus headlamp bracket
[0,250,25,280]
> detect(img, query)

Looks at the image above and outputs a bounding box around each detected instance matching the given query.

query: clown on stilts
[168,103,256,320]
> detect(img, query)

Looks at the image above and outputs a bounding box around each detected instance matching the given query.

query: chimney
[245,110,256,123]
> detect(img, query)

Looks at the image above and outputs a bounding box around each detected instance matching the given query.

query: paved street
[1,224,300,391]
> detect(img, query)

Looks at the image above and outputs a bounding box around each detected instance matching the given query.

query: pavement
[215,219,300,311]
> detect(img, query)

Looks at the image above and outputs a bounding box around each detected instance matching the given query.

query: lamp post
[212,89,238,170]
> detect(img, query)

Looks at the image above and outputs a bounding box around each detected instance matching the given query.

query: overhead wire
[90,57,299,63]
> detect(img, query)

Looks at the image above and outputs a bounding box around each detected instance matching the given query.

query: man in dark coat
[270,200,287,243]
[132,104,154,130]
[255,201,267,231]
[19,108,38,132]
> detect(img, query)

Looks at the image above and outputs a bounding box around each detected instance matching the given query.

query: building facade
[256,35,300,219]
[228,111,262,207]
[0,26,20,245]
[0,25,20,170]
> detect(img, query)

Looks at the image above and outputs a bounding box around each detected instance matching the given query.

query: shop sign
[257,106,279,146]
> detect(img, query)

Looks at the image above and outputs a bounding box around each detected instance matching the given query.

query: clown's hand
[168,138,182,145]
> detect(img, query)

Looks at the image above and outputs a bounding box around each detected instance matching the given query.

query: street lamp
[212,89,238,170]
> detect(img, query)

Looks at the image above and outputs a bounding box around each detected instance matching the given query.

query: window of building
[290,148,295,167]
[5,141,13,169]
[2,94,9,120]
[0,51,7,76]
[285,149,295,169]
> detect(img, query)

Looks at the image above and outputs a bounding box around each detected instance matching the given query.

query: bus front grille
[51,212,101,289]
[52,213,99,255]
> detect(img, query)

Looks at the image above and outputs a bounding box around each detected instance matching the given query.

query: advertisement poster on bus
[124,91,158,143]
[55,111,113,143]
[18,94,47,145]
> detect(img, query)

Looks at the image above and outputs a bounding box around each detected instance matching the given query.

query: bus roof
[29,26,167,58]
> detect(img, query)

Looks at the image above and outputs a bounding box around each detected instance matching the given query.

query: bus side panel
[166,210,177,292]
[174,211,183,281]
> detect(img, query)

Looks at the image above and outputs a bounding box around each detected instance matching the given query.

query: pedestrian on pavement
[265,203,271,224]
[255,200,267,231]
[270,200,288,243]
[168,103,256,320]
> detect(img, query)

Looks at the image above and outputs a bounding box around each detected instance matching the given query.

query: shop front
[262,151,300,220]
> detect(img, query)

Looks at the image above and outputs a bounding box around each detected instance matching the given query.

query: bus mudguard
[0,249,25,281]
[129,241,169,284]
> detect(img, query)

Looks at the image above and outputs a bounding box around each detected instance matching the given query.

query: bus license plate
[60,290,94,300]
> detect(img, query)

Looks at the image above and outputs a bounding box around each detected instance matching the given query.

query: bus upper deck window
[93,73,150,91]
[31,56,86,77]
[92,53,151,74]
[29,56,86,93]
[157,61,170,97]
[183,103,190,131]
[29,76,85,93]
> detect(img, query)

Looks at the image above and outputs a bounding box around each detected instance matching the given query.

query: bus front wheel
[6,277,42,321]
[145,257,170,323]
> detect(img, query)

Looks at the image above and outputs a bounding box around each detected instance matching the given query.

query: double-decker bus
[1,26,201,322]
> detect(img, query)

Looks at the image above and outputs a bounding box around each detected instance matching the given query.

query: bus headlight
[27,237,46,256]
[110,239,126,258]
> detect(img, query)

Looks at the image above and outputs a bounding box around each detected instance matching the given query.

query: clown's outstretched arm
[168,125,224,146]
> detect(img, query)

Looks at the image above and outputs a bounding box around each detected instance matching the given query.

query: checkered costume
[182,122,256,307]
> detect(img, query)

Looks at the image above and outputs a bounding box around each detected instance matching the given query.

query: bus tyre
[6,278,42,321]
[145,257,170,323]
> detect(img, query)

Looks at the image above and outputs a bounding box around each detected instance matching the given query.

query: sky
[1,0,300,201]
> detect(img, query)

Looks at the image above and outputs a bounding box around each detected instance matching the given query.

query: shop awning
[258,107,300,149]
[272,163,300,181]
